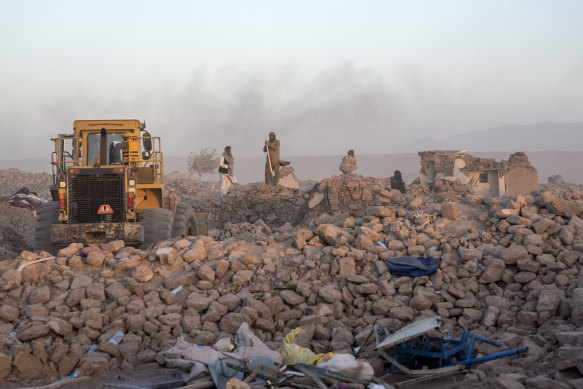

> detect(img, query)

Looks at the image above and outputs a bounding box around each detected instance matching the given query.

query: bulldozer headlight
[129,179,135,186]
[59,181,66,188]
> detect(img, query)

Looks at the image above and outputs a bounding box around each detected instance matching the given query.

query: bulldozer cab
[86,132,125,166]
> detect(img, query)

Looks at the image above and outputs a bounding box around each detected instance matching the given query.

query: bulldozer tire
[141,208,173,249]
[34,201,60,255]
[172,203,198,237]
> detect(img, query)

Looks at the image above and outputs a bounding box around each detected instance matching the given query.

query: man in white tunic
[219,146,235,196]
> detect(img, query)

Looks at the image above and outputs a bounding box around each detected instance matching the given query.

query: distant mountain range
[403,121,583,152]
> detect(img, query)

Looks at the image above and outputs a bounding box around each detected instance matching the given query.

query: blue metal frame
[387,330,528,371]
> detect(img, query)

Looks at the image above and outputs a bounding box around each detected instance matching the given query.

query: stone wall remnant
[418,150,538,197]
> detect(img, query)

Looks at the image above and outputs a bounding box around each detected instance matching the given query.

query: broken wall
[419,151,538,197]
[304,174,392,221]
[418,151,459,182]
[505,166,537,196]
[504,152,538,196]
[466,169,501,197]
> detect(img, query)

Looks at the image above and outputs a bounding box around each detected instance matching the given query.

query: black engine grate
[69,173,124,223]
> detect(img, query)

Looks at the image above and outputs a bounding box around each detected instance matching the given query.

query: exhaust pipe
[99,128,107,166]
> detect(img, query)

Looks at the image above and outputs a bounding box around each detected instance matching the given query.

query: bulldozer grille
[69,173,124,223]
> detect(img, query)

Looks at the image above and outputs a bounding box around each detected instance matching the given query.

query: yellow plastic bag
[307,352,338,366]
[278,328,316,365]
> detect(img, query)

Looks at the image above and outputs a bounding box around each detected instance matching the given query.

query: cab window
[87,133,123,165]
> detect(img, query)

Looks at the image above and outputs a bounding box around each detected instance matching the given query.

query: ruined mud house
[418,151,538,197]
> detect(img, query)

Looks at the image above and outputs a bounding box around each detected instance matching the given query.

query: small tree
[187,146,220,180]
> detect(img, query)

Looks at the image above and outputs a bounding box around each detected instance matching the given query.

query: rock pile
[431,177,473,195]
[185,183,307,228]
[305,174,394,220]
[165,173,217,199]
[0,179,582,387]
[0,169,53,200]
[278,166,300,190]
[171,174,390,232]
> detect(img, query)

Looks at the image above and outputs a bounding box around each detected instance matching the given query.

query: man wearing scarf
[263,131,280,185]
[219,146,234,195]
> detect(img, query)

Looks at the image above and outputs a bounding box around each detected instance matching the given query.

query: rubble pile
[170,174,394,232]
[431,177,473,195]
[165,172,218,199]
[0,201,35,257]
[185,184,307,228]
[277,166,300,190]
[216,219,281,241]
[0,169,53,200]
[304,174,393,221]
[0,180,582,387]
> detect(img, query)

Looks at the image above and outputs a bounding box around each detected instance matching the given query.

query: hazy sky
[1,0,582,159]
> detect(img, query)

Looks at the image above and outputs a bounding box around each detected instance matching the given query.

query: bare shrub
[187,147,219,180]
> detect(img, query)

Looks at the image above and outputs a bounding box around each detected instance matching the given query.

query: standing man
[219,146,234,196]
[263,131,280,185]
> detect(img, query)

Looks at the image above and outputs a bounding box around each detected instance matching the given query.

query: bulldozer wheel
[141,208,173,249]
[172,203,198,237]
[34,201,60,255]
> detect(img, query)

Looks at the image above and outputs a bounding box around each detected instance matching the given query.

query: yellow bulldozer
[34,119,205,253]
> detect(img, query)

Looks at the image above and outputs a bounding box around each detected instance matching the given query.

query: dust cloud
[1,63,582,160]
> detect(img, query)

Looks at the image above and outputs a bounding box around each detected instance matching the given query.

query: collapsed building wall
[179,174,396,232]
[504,152,539,196]
[185,185,307,229]
[418,151,538,197]
[183,175,394,231]
[303,175,392,222]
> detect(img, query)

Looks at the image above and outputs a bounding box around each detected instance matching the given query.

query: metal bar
[225,362,272,382]
[473,334,501,346]
[100,128,108,166]
[355,327,374,359]
[295,365,329,389]
[294,364,369,385]
[395,347,449,359]
[224,363,293,388]
[467,334,477,359]
[393,369,461,388]
[243,366,263,384]
[467,334,501,360]
[454,347,528,366]
[395,339,466,361]
[379,350,463,377]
